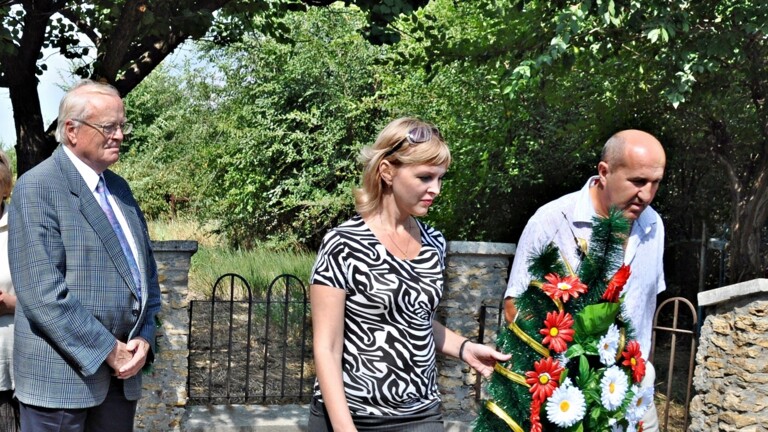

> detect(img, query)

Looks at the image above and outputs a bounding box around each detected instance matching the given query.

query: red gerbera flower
[525,357,564,402]
[530,399,542,432]
[542,273,588,303]
[603,264,631,303]
[540,310,575,353]
[621,340,646,382]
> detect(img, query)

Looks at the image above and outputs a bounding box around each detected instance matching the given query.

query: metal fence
[187,273,313,405]
[187,271,698,427]
[650,296,698,432]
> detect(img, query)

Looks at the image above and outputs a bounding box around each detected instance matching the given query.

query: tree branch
[57,7,101,46]
[709,119,740,218]
[112,0,235,95]
[98,0,146,80]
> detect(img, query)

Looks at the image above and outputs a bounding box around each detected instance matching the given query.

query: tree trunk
[711,119,768,284]
[8,80,57,176]
[728,35,768,282]
[728,150,768,282]
[2,1,57,176]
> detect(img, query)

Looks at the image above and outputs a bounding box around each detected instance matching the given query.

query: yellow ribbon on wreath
[508,321,550,358]
[493,363,530,388]
[486,400,525,432]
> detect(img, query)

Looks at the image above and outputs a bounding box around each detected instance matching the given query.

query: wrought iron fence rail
[188,273,312,405]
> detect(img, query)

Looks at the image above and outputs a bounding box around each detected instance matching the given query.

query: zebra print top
[310,214,446,416]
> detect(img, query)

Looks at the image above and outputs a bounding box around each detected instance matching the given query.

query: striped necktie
[96,176,142,303]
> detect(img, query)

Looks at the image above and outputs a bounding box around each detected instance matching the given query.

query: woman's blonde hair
[0,150,12,201]
[354,117,451,216]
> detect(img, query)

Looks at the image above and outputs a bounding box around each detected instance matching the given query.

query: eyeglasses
[384,125,440,157]
[72,118,133,137]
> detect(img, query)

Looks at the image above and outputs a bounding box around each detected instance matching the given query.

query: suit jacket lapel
[55,147,140,299]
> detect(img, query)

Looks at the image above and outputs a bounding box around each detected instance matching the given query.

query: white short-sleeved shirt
[505,176,665,359]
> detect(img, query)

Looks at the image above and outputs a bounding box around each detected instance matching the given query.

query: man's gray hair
[55,79,120,145]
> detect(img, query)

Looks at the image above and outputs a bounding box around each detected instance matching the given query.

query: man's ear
[64,120,79,146]
[597,161,610,186]
[379,160,394,186]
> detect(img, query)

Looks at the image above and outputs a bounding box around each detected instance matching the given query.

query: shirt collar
[632,202,655,237]
[62,145,101,192]
[573,175,656,237]
[573,176,599,224]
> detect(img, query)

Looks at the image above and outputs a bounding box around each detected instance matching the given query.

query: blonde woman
[308,118,509,431]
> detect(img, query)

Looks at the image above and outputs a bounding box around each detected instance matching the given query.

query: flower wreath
[473,210,655,432]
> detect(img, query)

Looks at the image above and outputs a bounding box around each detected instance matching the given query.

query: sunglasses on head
[384,125,440,157]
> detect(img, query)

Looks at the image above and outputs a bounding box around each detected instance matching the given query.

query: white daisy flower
[556,351,570,367]
[545,382,586,427]
[627,384,654,422]
[598,324,621,365]
[610,422,625,432]
[601,365,629,410]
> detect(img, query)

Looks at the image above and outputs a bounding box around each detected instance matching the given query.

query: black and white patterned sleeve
[310,230,347,292]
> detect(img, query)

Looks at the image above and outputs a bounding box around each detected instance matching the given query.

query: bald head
[601,129,666,169]
[594,129,666,220]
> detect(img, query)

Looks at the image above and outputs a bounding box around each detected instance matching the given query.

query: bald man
[503,130,666,431]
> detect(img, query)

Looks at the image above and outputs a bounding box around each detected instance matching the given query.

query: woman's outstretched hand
[462,342,511,378]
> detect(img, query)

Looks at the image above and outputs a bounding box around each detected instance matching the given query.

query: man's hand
[504,297,518,323]
[0,290,16,315]
[106,338,150,379]
[106,341,133,375]
[115,337,151,379]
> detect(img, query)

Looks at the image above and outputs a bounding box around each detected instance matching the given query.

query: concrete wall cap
[697,278,768,307]
[447,241,516,256]
[151,240,199,253]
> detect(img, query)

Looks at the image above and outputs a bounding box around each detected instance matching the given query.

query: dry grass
[656,393,690,432]
[147,218,315,298]
[148,217,223,248]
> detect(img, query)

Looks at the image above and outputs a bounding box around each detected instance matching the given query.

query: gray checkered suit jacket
[8,145,161,408]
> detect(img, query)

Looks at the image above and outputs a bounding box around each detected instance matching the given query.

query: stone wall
[690,278,768,432]
[135,240,198,432]
[438,241,516,422]
[137,239,515,430]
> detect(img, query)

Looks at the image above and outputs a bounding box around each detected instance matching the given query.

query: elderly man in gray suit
[8,79,161,432]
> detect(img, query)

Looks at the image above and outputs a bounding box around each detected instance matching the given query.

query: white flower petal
[545,384,586,427]
[598,324,621,366]
[601,365,630,411]
[627,384,654,422]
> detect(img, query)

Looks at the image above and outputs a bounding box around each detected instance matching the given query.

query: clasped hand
[106,337,150,379]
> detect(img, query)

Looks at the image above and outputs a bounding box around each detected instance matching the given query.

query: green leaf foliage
[121,7,390,248]
[407,0,768,283]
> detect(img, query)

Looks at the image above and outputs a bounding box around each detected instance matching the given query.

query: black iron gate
[187,273,313,404]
